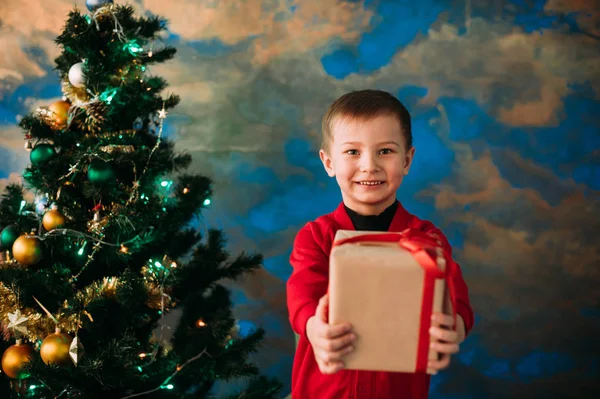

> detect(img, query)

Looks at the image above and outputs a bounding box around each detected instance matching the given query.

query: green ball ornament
[30,144,56,166]
[0,225,19,249]
[87,161,115,184]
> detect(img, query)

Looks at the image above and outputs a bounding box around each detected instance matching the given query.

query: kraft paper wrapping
[328,230,446,374]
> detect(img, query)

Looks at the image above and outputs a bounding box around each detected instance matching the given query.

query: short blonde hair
[321,89,412,153]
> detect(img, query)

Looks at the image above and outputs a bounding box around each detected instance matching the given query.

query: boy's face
[319,114,415,216]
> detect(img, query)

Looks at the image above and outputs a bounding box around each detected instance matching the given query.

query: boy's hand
[428,313,465,373]
[306,293,356,375]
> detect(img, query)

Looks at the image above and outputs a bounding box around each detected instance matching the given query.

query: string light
[4,6,239,396]
[120,349,210,399]
[9,7,232,397]
[127,103,167,206]
[70,241,102,282]
[124,41,144,56]
[99,88,118,104]
[77,241,87,256]
[195,319,206,328]
[203,199,211,206]
[91,5,127,42]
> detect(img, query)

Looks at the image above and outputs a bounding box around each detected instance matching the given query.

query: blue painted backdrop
[0,0,599,397]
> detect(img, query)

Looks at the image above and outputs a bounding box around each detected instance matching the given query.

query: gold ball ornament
[40,329,73,366]
[12,234,43,266]
[42,209,66,231]
[48,100,71,127]
[1,341,35,379]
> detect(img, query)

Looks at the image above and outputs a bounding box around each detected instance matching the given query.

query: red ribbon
[332,228,457,373]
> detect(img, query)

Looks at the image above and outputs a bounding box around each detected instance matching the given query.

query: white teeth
[358,181,382,186]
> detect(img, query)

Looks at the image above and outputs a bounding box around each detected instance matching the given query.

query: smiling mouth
[356,181,384,186]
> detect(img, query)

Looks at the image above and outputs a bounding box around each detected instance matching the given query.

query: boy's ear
[319,149,335,177]
[404,146,416,175]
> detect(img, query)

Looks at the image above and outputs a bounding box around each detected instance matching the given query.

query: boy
[286,90,474,398]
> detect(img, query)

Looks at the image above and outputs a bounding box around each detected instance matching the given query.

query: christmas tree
[0,2,282,398]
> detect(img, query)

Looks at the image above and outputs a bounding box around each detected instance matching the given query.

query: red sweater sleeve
[421,223,475,336]
[286,223,330,338]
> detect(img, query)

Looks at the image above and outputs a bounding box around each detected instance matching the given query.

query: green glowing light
[124,41,144,56]
[99,88,118,104]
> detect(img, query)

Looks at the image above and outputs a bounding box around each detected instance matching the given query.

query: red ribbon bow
[333,228,458,373]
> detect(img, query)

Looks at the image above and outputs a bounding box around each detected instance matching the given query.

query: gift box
[328,229,456,374]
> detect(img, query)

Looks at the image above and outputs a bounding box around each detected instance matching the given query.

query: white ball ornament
[68,63,86,88]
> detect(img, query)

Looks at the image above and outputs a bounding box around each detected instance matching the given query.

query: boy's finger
[317,344,352,364]
[315,294,329,323]
[430,341,459,355]
[324,332,356,351]
[429,326,458,343]
[431,312,454,327]
[319,360,345,375]
[323,322,353,339]
[428,353,451,371]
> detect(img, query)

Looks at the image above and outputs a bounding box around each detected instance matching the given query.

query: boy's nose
[360,154,380,173]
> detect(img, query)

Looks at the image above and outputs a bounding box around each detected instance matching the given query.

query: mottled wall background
[1,0,599,397]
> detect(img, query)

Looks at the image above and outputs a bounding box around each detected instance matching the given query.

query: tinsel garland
[0,273,170,343]
[0,282,74,342]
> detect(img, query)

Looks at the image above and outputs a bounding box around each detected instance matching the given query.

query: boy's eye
[345,149,359,155]
[379,148,394,155]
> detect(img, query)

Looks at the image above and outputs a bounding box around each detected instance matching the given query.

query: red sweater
[286,202,474,399]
